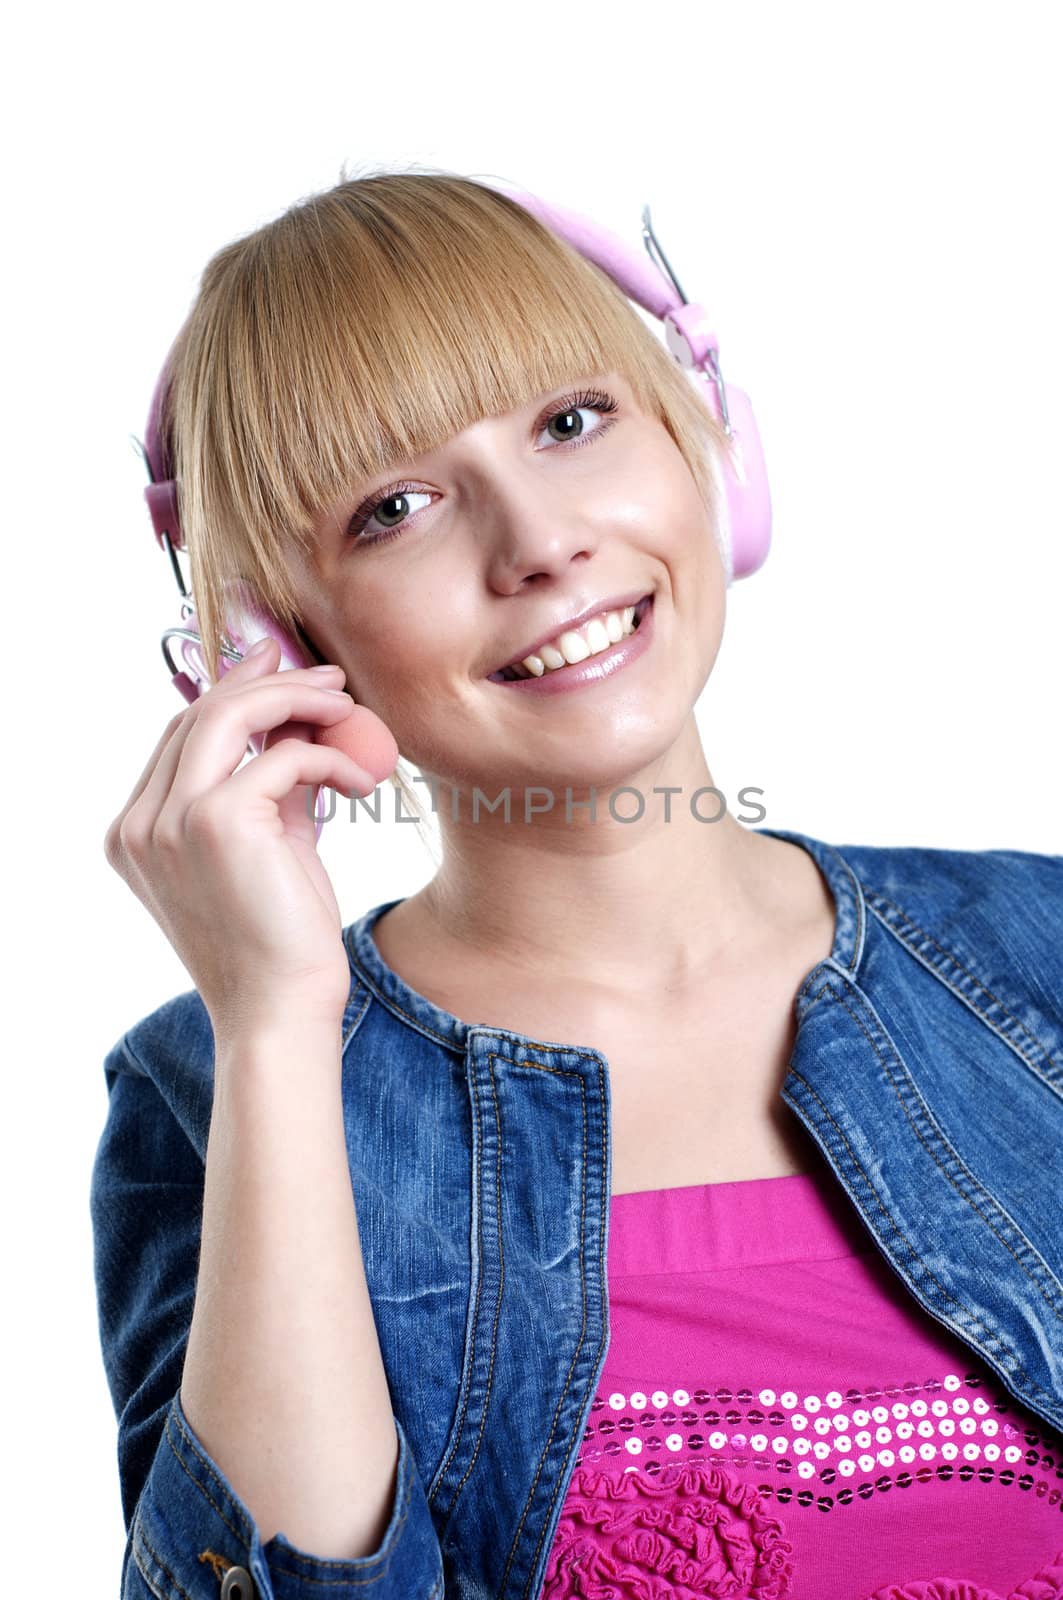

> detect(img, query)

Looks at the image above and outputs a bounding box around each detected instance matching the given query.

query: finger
[112,706,191,821]
[200,736,375,830]
[263,719,322,841]
[115,637,287,824]
[263,703,400,838]
[216,637,345,689]
[123,641,344,839]
[151,682,358,831]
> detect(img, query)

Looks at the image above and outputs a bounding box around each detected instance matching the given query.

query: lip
[488,588,654,676]
[487,593,655,695]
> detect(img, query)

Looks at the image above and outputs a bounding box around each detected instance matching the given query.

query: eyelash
[344,388,621,546]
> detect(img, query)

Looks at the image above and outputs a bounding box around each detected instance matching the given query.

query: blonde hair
[162,163,732,827]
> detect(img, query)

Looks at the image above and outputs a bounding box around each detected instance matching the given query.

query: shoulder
[100,988,217,1163]
[833,837,1062,926]
[105,986,215,1083]
[831,836,1063,1024]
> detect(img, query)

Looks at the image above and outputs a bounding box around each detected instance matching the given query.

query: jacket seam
[429,1048,496,1521]
[436,1054,508,1528]
[526,1049,609,1600]
[867,890,1063,1093]
[167,1404,251,1546]
[832,979,1063,1328]
[344,932,464,1054]
[169,1397,420,1586]
[501,1051,595,1600]
[786,1055,1058,1406]
[822,841,866,978]
[268,1436,417,1585]
[133,1512,194,1600]
[340,974,373,1053]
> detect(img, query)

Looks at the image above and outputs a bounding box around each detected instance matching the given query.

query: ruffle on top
[541,1459,795,1599]
[866,1549,1063,1600]
[541,1458,1063,1600]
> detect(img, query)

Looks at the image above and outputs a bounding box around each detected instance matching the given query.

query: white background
[5,0,1060,1587]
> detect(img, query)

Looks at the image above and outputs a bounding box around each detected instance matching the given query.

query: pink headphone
[136,186,773,837]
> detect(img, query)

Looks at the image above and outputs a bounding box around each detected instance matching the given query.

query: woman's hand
[103,637,399,1041]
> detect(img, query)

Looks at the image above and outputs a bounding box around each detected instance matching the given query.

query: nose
[479,467,602,596]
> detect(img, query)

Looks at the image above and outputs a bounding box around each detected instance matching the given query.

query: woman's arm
[181,1019,398,1558]
[91,1020,444,1600]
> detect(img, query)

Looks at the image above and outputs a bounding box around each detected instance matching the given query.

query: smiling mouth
[487,594,653,683]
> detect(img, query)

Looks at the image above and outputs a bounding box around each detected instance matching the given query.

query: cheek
[352,615,469,722]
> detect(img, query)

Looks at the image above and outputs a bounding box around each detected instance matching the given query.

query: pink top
[542,1165,1063,1600]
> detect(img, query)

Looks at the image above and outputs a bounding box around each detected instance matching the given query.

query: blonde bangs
[162,168,730,821]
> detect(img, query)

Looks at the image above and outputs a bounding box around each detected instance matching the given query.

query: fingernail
[246,638,272,658]
[310,663,341,673]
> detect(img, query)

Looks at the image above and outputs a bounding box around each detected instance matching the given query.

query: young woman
[92,169,1063,1600]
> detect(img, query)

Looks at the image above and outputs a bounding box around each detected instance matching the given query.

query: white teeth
[558,630,591,665]
[506,603,644,679]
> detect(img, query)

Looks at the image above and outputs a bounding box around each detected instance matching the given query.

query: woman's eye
[346,485,432,543]
[539,402,614,448]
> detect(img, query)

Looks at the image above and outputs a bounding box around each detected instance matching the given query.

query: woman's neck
[408,730,812,999]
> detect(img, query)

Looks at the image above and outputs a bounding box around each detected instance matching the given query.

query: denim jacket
[90,826,1063,1600]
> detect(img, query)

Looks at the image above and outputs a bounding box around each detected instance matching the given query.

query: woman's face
[290,369,727,796]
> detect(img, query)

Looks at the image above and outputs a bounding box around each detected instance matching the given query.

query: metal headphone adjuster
[640,205,732,435]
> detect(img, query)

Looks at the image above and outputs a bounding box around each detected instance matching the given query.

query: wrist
[212,1016,346,1077]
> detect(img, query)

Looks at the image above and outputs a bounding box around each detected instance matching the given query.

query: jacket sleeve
[89,1029,445,1600]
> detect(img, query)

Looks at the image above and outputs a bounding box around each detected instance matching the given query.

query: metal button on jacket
[220,1567,254,1600]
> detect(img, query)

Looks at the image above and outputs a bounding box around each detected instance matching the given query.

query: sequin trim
[583,1371,1057,1485]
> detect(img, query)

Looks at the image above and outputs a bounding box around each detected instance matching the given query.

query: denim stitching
[789,838,865,993]
[788,1051,1015,1354]
[494,1049,593,1600]
[344,929,463,1053]
[340,973,373,1054]
[268,1437,416,1585]
[429,1050,491,1517]
[868,890,1063,1086]
[786,1005,1055,1404]
[172,1397,420,1587]
[438,1054,507,1526]
[835,965,1063,1326]
[167,1405,250,1544]
[823,841,865,978]
[133,1515,195,1600]
[522,1052,610,1600]
[505,1056,588,1599]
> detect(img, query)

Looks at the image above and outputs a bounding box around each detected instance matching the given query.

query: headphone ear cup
[215,579,322,769]
[715,381,771,582]
[217,578,314,678]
